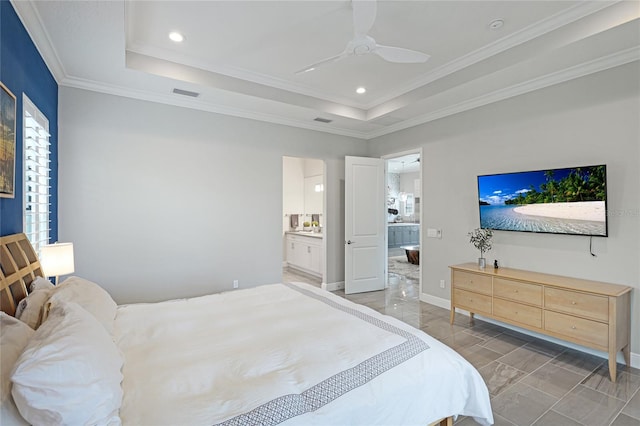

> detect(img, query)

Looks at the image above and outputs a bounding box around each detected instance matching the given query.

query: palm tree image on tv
[477,165,607,236]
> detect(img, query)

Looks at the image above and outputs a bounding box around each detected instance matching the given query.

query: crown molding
[62,46,638,142]
[361,0,620,110]
[60,76,369,140]
[364,47,640,140]
[123,0,617,113]
[9,0,66,83]
[126,43,366,110]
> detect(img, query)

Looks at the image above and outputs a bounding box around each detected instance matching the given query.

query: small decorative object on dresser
[468,228,493,268]
[449,263,632,382]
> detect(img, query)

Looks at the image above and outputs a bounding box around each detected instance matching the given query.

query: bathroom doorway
[383,150,422,299]
[282,156,326,288]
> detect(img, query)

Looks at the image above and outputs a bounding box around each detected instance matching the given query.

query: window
[23,95,51,255]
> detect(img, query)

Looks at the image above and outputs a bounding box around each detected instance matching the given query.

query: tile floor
[282,267,322,288]
[331,274,640,426]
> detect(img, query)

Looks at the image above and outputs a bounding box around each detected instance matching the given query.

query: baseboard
[632,352,640,370]
[419,293,450,310]
[323,281,344,292]
[419,293,640,369]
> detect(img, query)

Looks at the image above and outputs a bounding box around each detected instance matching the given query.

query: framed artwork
[0,81,17,199]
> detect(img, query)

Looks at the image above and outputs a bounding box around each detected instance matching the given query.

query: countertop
[285,231,323,239]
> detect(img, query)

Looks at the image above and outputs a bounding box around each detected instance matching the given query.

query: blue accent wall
[0,0,58,241]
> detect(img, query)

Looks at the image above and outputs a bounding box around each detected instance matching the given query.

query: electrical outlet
[439,279,445,289]
[233,280,239,289]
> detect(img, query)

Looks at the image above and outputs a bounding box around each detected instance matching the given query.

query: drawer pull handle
[514,290,519,293]
[571,325,577,329]
[572,301,577,305]
[515,311,518,315]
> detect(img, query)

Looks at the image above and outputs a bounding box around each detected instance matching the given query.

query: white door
[345,156,386,294]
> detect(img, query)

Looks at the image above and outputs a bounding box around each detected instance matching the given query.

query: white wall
[368,63,640,354]
[59,87,367,303]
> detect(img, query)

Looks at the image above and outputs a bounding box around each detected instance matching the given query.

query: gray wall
[58,87,367,304]
[368,62,640,354]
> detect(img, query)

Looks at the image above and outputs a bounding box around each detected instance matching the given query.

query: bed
[1,233,493,426]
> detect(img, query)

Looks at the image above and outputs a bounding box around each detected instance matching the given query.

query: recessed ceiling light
[489,19,504,31]
[169,31,184,43]
[356,87,366,94]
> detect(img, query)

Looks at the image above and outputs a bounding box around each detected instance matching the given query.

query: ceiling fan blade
[352,0,377,36]
[374,45,430,63]
[294,52,348,74]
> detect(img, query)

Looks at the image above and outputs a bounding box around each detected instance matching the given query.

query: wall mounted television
[477,165,607,237]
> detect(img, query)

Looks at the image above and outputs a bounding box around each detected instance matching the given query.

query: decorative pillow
[11,302,123,425]
[15,289,52,330]
[29,276,54,293]
[1,313,34,426]
[47,276,117,335]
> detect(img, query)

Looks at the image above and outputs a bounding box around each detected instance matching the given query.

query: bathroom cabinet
[286,233,323,277]
[388,224,419,248]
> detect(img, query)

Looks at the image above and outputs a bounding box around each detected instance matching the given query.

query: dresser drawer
[494,278,542,306]
[493,298,542,329]
[453,288,492,315]
[544,311,608,349]
[452,271,492,295]
[545,288,608,322]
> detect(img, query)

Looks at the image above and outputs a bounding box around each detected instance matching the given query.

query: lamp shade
[40,243,75,277]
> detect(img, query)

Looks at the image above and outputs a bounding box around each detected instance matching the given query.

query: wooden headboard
[0,233,45,316]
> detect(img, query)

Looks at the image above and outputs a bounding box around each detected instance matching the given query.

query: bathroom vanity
[387,223,419,248]
[285,232,323,277]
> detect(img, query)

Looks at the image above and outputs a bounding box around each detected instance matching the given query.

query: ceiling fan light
[356,87,366,94]
[169,31,184,42]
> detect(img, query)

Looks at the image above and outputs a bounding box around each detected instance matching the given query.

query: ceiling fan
[295,0,430,74]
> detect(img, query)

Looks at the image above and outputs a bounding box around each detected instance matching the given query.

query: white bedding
[114,282,493,426]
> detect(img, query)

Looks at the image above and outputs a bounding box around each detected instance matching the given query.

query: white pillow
[11,301,123,426]
[29,276,54,292]
[0,313,34,426]
[47,276,117,335]
[15,289,52,329]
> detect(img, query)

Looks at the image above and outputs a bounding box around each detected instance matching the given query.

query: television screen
[477,165,607,236]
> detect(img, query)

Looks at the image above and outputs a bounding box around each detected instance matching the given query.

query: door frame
[382,148,423,296]
[281,156,327,287]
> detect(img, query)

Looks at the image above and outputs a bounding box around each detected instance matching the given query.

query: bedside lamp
[40,242,75,284]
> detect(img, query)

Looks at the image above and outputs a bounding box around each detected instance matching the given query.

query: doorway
[384,150,422,299]
[282,156,326,288]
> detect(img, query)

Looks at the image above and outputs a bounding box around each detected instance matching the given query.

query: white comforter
[114,283,493,426]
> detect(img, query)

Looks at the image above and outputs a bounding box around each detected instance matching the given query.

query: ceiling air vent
[313,117,332,123]
[172,88,200,98]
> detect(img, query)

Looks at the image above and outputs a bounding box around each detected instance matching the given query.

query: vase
[478,258,486,269]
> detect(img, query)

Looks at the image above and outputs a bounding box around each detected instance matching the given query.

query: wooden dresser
[450,263,632,381]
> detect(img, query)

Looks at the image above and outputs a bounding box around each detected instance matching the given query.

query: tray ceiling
[12,0,640,139]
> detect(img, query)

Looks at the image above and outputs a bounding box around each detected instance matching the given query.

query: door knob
[346,240,355,245]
